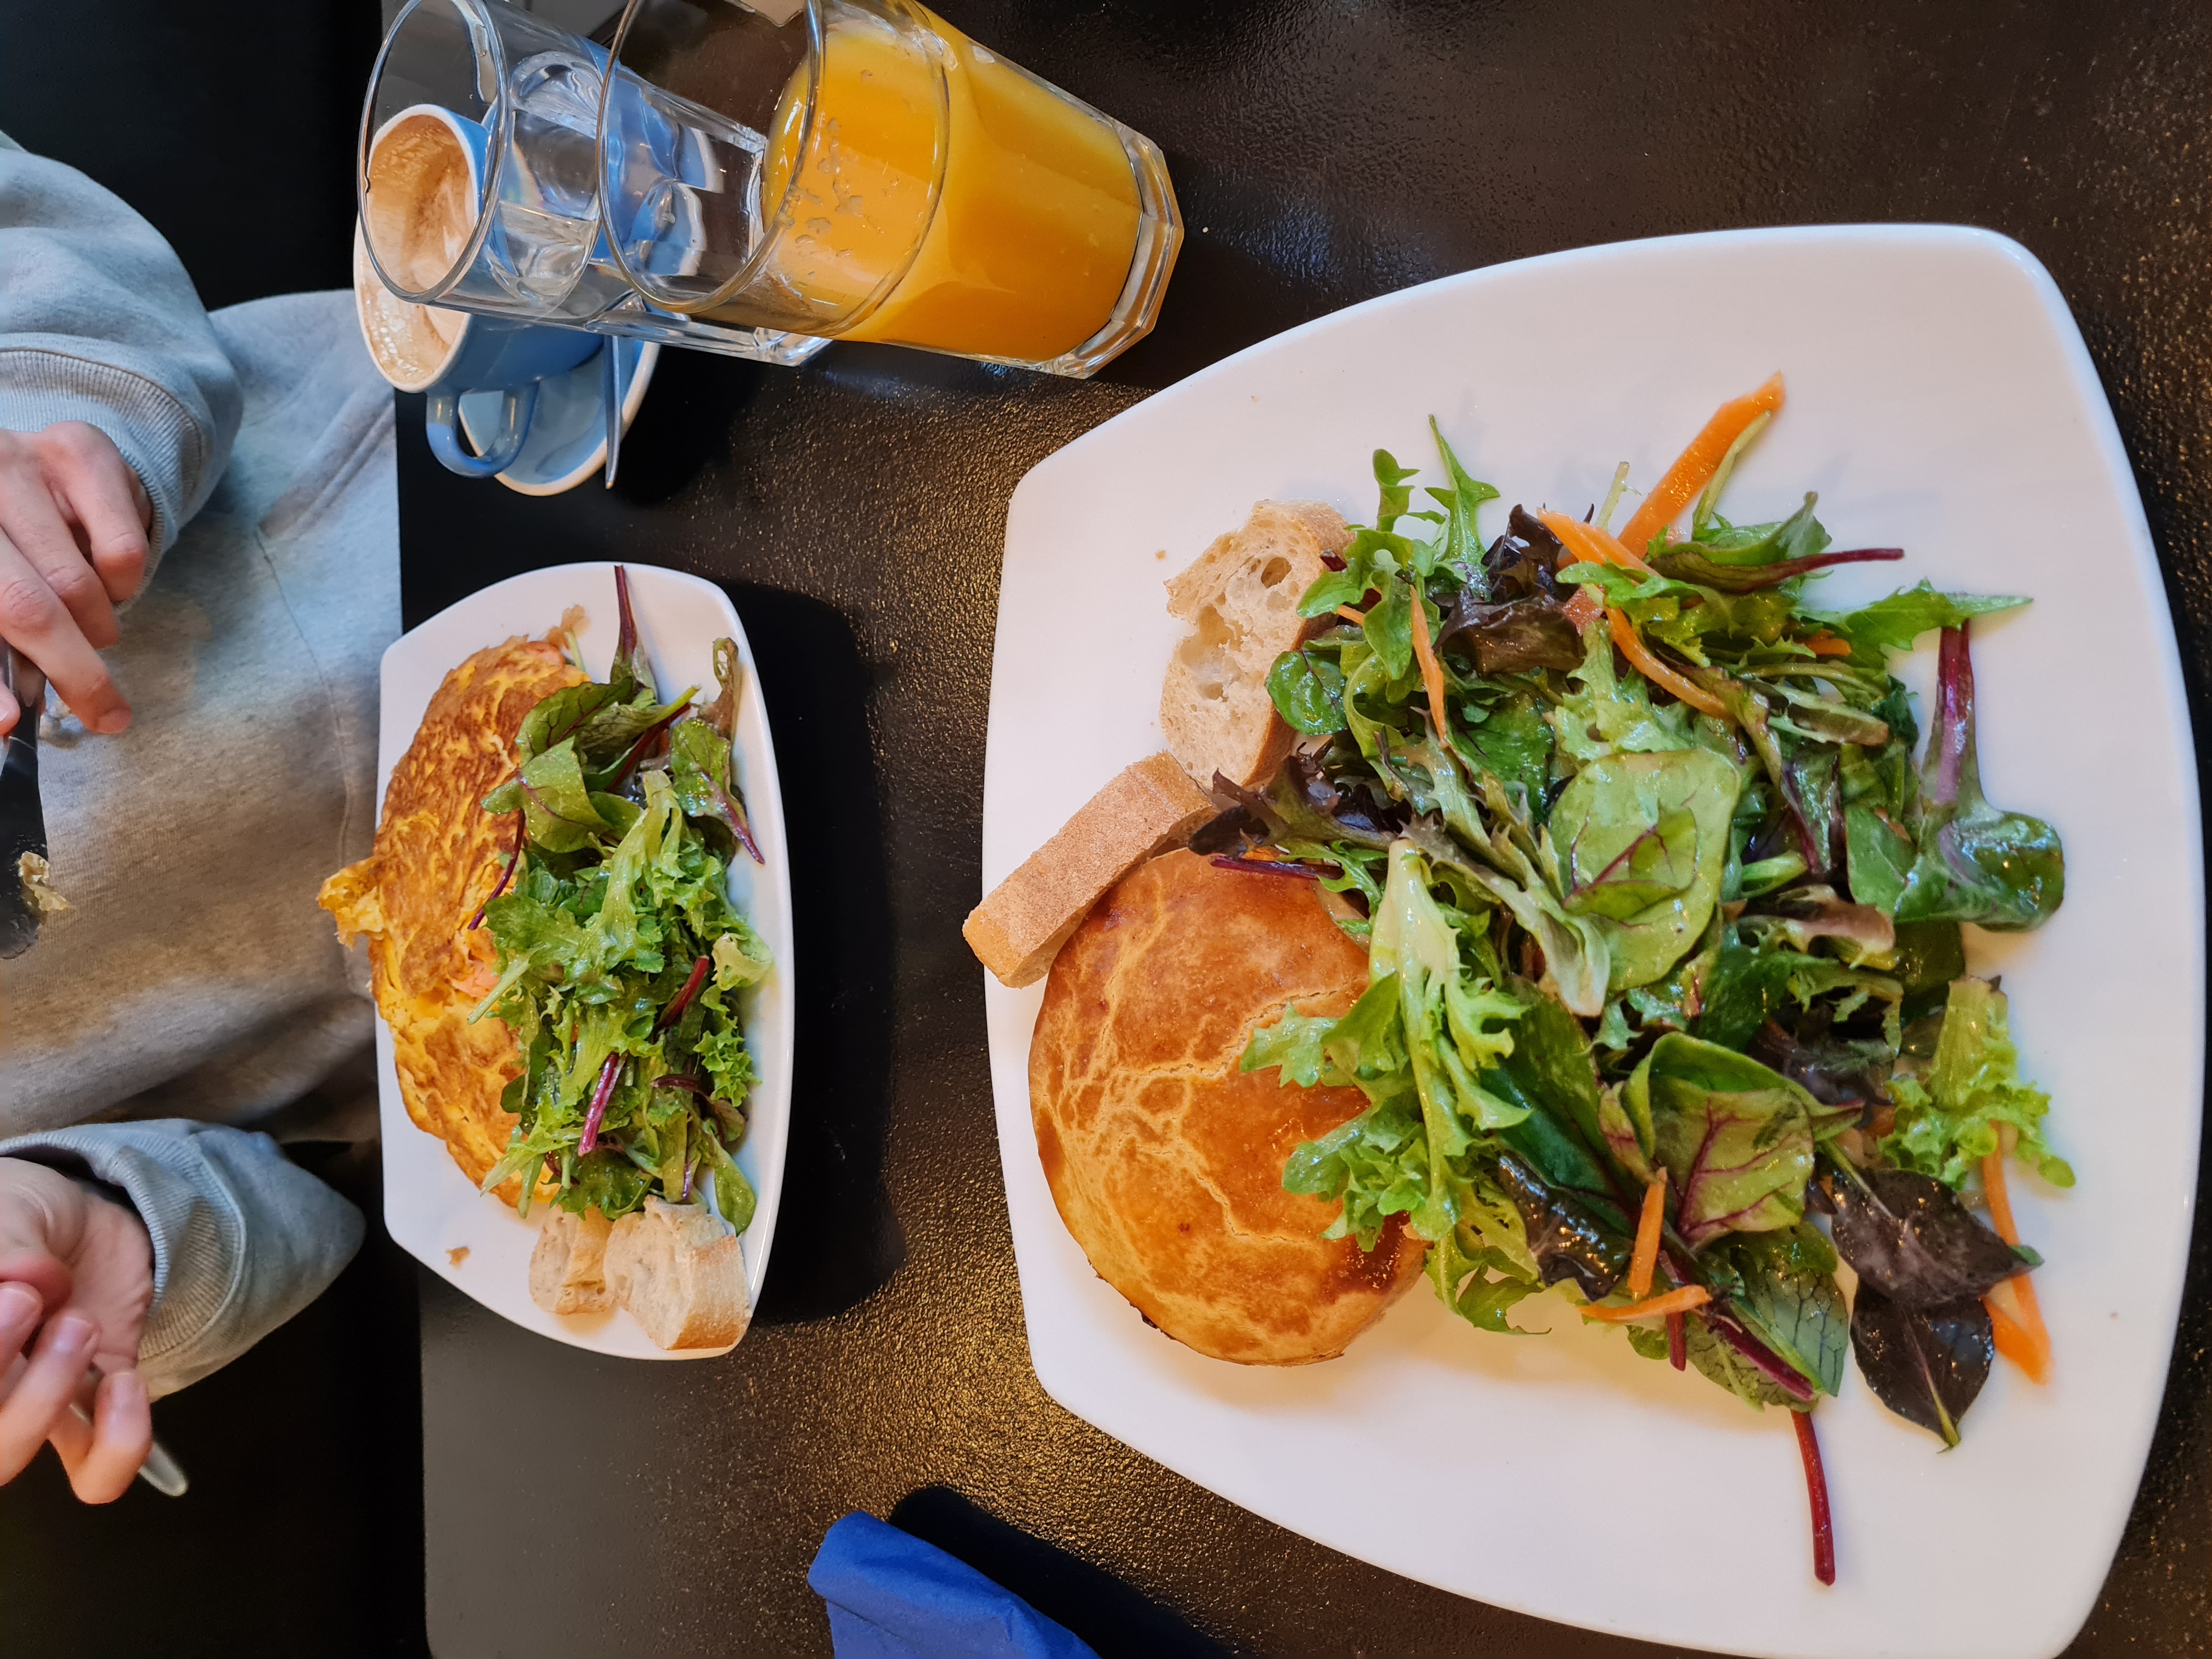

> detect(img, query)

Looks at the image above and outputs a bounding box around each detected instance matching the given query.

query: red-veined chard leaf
[1699,1223,1846,1398]
[1547,747,1741,990]
[1627,1033,1849,1248]
[1890,623,2064,931]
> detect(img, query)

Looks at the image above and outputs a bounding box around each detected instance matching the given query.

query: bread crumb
[447,1246,470,1267]
[1155,549,1166,560]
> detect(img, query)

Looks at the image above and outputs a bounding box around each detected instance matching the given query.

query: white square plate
[375,561,793,1359]
[980,226,2202,1656]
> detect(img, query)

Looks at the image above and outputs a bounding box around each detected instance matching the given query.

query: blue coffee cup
[355,103,601,477]
[420,315,599,477]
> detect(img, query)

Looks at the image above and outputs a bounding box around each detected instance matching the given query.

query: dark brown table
[401,2,2212,1654]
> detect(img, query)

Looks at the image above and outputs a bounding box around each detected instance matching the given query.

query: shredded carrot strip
[1537,509,1731,719]
[1538,510,1650,574]
[1979,1151,2053,1382]
[1615,374,1787,556]
[1407,582,1449,738]
[1628,1175,1667,1299]
[1610,609,1730,718]
[1583,521,1652,571]
[1984,1295,2029,1346]
[1336,605,1367,625]
[1583,1283,1711,1323]
[1803,630,1854,658]
[1985,1290,2051,1383]
[1982,1147,2022,1243]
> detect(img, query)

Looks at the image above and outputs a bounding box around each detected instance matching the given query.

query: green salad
[472,568,771,1235]
[1218,381,2066,1583]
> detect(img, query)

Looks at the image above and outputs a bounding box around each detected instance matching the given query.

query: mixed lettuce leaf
[1230,409,2066,1451]
[473,572,769,1233]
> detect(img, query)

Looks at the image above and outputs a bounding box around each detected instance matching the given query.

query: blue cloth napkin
[808,1513,1100,1659]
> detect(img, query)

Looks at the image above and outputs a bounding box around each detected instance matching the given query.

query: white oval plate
[980,226,2202,1656]
[374,561,793,1359]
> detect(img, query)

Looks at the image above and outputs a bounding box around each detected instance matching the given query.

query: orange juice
[747,7,1144,362]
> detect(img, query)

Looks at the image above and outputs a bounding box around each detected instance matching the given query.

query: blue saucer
[458,334,657,496]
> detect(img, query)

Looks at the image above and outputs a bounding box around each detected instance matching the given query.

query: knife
[0,648,48,960]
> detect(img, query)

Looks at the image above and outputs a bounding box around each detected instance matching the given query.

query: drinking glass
[600,0,1183,377]
[360,0,828,364]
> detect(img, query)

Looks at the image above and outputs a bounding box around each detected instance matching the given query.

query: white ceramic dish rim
[979,224,2204,1657]
[373,560,793,1359]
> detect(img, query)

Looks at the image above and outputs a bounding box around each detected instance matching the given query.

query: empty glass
[360,0,828,363]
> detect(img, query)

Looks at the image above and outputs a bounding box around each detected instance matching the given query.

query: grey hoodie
[0,132,394,1395]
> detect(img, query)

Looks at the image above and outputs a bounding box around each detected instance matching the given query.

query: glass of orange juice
[599,0,1181,376]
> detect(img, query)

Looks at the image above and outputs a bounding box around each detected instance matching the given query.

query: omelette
[320,628,585,1200]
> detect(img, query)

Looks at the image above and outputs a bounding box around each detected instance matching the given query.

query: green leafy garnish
[1882,977,2072,1189]
[473,586,767,1233]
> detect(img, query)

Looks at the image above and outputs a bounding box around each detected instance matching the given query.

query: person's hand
[0,1158,154,1502]
[0,421,154,739]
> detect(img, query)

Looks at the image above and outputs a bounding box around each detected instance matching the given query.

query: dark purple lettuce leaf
[1761,884,1895,955]
[1481,506,1567,602]
[1436,594,1584,675]
[1205,753,1403,852]
[1850,1284,1993,1447]
[1188,802,1262,856]
[1749,1020,1893,1109]
[1489,1150,1629,1302]
[1826,1164,2024,1308]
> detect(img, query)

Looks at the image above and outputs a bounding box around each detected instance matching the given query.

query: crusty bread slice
[528,1206,614,1316]
[1273,500,1357,560]
[1160,499,1351,791]
[963,752,1215,988]
[606,1198,750,1350]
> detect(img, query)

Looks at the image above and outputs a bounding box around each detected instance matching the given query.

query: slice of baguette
[606,1197,751,1350]
[528,1206,614,1316]
[963,752,1215,988]
[1160,499,1351,791]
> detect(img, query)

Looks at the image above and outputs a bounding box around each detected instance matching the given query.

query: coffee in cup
[354,223,468,392]
[355,106,489,390]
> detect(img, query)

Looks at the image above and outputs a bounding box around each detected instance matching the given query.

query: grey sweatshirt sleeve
[0,1122,363,1397]
[0,129,242,561]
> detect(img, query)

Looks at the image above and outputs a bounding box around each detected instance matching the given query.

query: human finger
[46,1401,89,1470]
[54,1370,149,1504]
[0,461,122,649]
[36,423,149,606]
[0,533,127,734]
[0,1312,96,1481]
[0,1284,42,1384]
